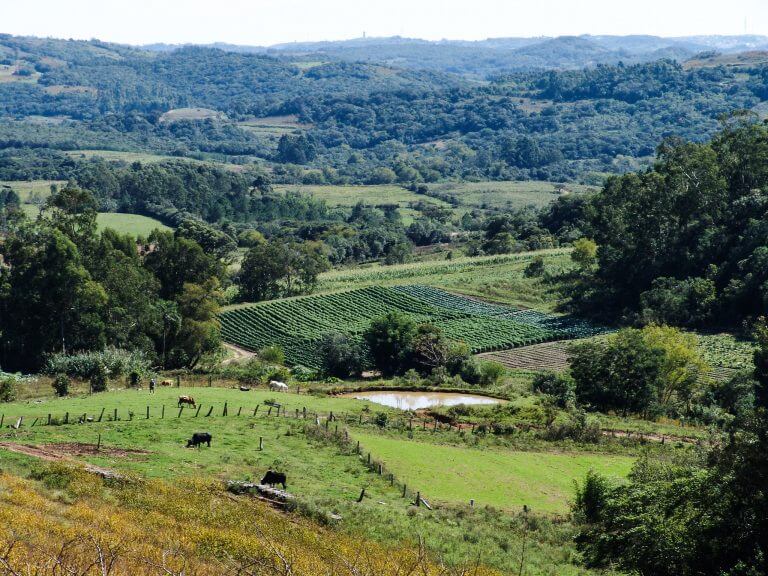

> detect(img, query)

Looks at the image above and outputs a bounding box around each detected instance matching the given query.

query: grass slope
[354,432,633,513]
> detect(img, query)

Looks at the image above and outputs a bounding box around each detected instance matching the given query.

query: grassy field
[426,181,597,211]
[1,179,64,202]
[64,149,185,163]
[273,183,452,223]
[95,212,170,236]
[316,249,572,311]
[0,384,629,574]
[354,432,633,513]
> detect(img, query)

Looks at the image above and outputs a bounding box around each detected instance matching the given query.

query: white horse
[269,380,289,392]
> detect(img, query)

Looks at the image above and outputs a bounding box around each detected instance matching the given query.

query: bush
[45,348,150,381]
[291,365,318,382]
[0,374,18,402]
[258,345,285,365]
[532,371,576,408]
[479,361,505,386]
[524,256,546,277]
[89,363,109,393]
[459,358,483,385]
[373,412,389,427]
[52,374,70,397]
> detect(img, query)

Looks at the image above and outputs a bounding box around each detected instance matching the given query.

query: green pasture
[426,180,597,211]
[95,213,170,236]
[273,183,452,210]
[354,432,633,513]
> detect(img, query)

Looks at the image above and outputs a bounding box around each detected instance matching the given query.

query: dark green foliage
[52,374,70,397]
[532,371,576,408]
[89,362,108,393]
[0,375,17,402]
[237,240,329,302]
[363,312,417,377]
[576,121,768,327]
[569,330,661,416]
[317,333,364,378]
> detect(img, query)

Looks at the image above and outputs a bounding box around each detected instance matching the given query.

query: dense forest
[0,34,767,184]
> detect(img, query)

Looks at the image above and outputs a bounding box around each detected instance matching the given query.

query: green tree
[363,312,416,377]
[571,238,597,269]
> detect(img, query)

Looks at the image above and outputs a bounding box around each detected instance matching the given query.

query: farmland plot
[221,285,603,367]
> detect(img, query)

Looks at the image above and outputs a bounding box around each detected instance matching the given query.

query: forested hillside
[0,34,766,184]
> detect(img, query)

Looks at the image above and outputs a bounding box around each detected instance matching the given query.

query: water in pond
[341,391,503,411]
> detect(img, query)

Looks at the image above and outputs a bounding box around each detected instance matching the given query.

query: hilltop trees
[575,120,768,328]
[0,188,223,371]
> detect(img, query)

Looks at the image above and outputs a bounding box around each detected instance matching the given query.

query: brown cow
[160,379,174,387]
[178,395,196,408]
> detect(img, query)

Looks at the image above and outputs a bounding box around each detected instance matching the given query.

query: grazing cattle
[269,380,289,392]
[260,469,287,489]
[160,379,174,387]
[186,432,212,448]
[178,395,196,408]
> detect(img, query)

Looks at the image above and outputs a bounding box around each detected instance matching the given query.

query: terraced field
[221,285,602,368]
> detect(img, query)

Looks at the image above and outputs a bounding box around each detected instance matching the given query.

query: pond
[340,390,504,411]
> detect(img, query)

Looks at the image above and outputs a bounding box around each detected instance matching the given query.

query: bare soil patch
[0,442,149,461]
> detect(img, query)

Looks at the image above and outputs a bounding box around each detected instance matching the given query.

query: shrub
[90,363,109,393]
[524,256,546,277]
[258,345,285,365]
[373,412,389,427]
[45,348,150,381]
[479,361,505,386]
[291,365,318,382]
[52,374,70,397]
[532,371,576,408]
[459,358,483,385]
[0,374,18,402]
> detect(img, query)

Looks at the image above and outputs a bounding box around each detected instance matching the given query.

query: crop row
[220,285,605,367]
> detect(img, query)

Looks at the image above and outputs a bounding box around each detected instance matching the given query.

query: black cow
[260,469,287,489]
[186,432,212,448]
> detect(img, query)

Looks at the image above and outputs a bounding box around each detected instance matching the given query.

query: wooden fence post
[295,409,299,419]
[378,463,383,475]
[208,375,212,387]
[402,484,407,498]
[31,418,38,427]
[223,402,228,417]
[253,405,259,416]
[47,414,51,426]
[161,405,165,419]
[0,414,3,428]
[113,408,118,421]
[176,376,180,387]
[97,434,101,451]
[357,488,366,503]
[206,406,213,417]
[64,412,69,424]
[238,407,242,416]
[367,453,371,465]
[178,406,184,418]
[302,407,306,418]
[267,406,272,416]
[195,404,202,417]
[415,491,421,506]
[356,440,360,454]
[259,437,263,451]
[146,406,150,419]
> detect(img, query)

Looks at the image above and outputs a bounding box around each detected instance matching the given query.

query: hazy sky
[5,0,768,46]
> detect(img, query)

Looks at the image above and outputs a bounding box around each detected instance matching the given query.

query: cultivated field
[221,285,602,367]
[478,340,572,371]
[317,249,572,310]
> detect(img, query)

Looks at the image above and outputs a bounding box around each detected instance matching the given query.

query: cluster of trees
[573,320,768,576]
[562,119,768,330]
[317,312,503,386]
[0,185,223,372]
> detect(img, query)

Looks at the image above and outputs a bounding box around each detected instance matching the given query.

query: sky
[4,0,768,46]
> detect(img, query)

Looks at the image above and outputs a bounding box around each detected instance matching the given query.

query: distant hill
[142,34,768,78]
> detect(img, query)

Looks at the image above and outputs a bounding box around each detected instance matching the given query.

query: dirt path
[0,442,145,478]
[222,343,256,365]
